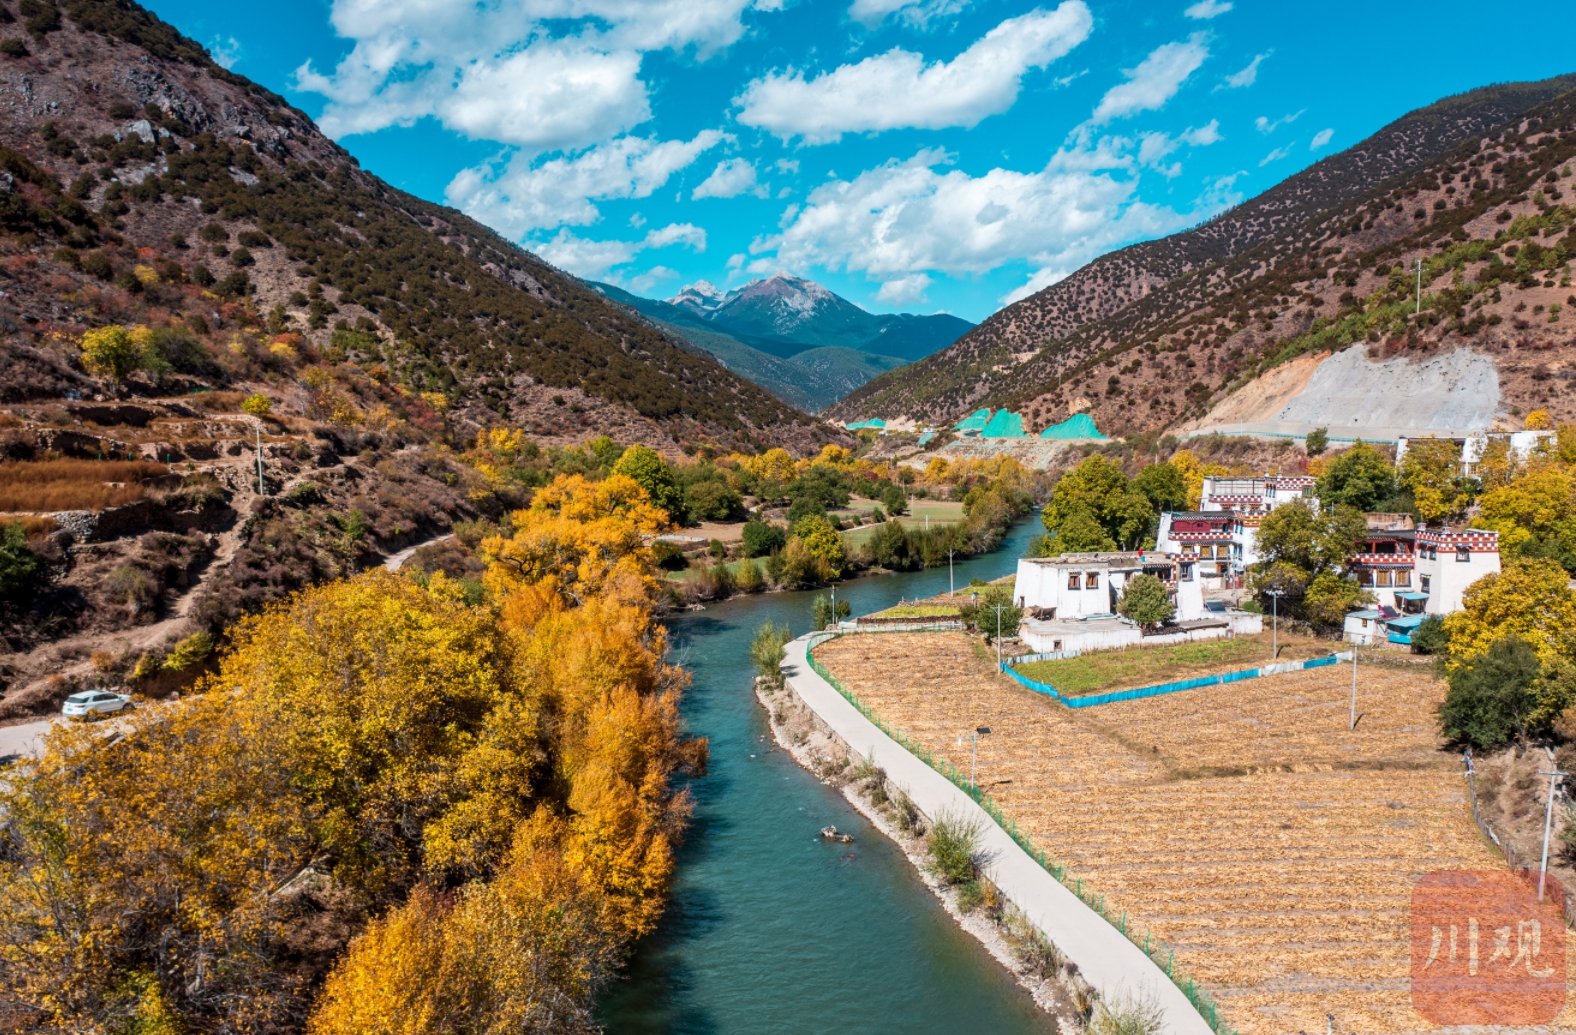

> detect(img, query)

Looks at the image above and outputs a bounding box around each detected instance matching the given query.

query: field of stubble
[814,632,1562,1034]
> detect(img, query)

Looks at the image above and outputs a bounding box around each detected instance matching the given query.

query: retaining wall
[791,632,1223,1034]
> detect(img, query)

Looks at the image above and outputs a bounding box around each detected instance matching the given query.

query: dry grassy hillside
[834,74,1576,438]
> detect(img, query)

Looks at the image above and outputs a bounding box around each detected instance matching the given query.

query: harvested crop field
[814,631,1560,1033]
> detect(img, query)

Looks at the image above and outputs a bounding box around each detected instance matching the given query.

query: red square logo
[1412,870,1566,1024]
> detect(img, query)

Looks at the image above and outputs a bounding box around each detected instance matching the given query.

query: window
[1358,570,1375,587]
[1067,572,1081,590]
[1395,570,1411,587]
[1421,575,1431,593]
[1180,563,1194,582]
[1085,572,1100,589]
[1052,639,1062,652]
[1456,547,1471,563]
[1377,570,1393,587]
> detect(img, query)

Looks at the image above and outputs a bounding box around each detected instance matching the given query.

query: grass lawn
[1015,637,1278,697]
[868,603,962,619]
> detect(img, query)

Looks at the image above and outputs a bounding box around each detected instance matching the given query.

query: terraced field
[814,632,1562,1034]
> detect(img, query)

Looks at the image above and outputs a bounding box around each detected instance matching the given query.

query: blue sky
[144,0,1576,322]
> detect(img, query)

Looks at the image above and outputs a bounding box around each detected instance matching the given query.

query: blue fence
[1001,651,1351,708]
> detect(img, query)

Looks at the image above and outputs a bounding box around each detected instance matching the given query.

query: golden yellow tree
[1399,436,1467,521]
[1443,558,1576,667]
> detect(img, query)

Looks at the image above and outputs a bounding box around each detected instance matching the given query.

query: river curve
[598,519,1054,1035]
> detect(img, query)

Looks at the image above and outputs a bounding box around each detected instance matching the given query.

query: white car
[62,690,133,720]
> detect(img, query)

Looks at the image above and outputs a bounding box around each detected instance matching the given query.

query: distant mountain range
[591,274,973,412]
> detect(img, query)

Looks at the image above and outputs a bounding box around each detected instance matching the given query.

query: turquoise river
[598,519,1055,1035]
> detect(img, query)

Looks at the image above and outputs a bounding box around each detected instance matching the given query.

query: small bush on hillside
[0,521,41,600]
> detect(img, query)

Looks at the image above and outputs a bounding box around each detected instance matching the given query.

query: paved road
[0,717,60,763]
[382,533,454,572]
[781,635,1214,1035]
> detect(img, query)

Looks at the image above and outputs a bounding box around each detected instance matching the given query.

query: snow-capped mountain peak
[667,280,727,315]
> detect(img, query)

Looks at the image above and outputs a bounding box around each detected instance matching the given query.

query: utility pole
[1538,757,1569,901]
[254,424,266,496]
[948,549,955,596]
[992,603,1007,670]
[1350,646,1358,730]
[1414,258,1423,315]
[970,726,991,787]
[1266,588,1284,660]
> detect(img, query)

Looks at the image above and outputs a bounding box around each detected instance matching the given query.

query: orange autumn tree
[1,471,703,1035]
[309,471,703,1035]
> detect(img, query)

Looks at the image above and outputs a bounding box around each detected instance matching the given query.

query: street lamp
[1266,588,1285,660]
[1413,257,1423,315]
[971,726,991,787]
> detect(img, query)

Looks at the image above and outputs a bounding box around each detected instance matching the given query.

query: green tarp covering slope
[846,419,886,430]
[981,410,1027,437]
[953,408,991,432]
[1039,413,1108,440]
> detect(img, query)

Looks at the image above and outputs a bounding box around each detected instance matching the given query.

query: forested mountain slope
[831,72,1576,430]
[0,0,827,453]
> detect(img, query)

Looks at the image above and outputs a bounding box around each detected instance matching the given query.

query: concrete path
[781,635,1213,1035]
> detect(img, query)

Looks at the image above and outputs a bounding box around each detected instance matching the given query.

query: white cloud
[756,148,1202,303]
[536,222,707,279]
[628,265,680,292]
[1134,120,1220,177]
[876,273,933,304]
[209,36,241,70]
[736,2,1093,143]
[775,158,800,175]
[849,0,970,28]
[1221,52,1267,89]
[1089,33,1209,124]
[1183,0,1232,18]
[693,158,768,199]
[1254,109,1304,134]
[445,131,727,237]
[296,0,771,153]
[1258,144,1293,166]
[1310,127,1334,150]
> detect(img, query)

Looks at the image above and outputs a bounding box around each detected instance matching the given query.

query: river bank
[753,673,1087,1029]
[598,519,1056,1035]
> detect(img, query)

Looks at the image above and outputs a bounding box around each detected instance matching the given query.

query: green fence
[800,631,1235,1033]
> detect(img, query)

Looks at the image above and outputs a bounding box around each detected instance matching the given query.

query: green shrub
[750,621,792,687]
[161,631,213,672]
[879,481,907,515]
[1088,988,1164,1035]
[1305,427,1329,456]
[1116,572,1174,630]
[811,594,850,631]
[928,811,980,885]
[1438,636,1540,748]
[741,519,785,558]
[1411,614,1448,655]
[0,521,41,600]
[651,540,686,570]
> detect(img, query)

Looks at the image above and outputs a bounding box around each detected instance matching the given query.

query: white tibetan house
[1013,551,1262,655]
